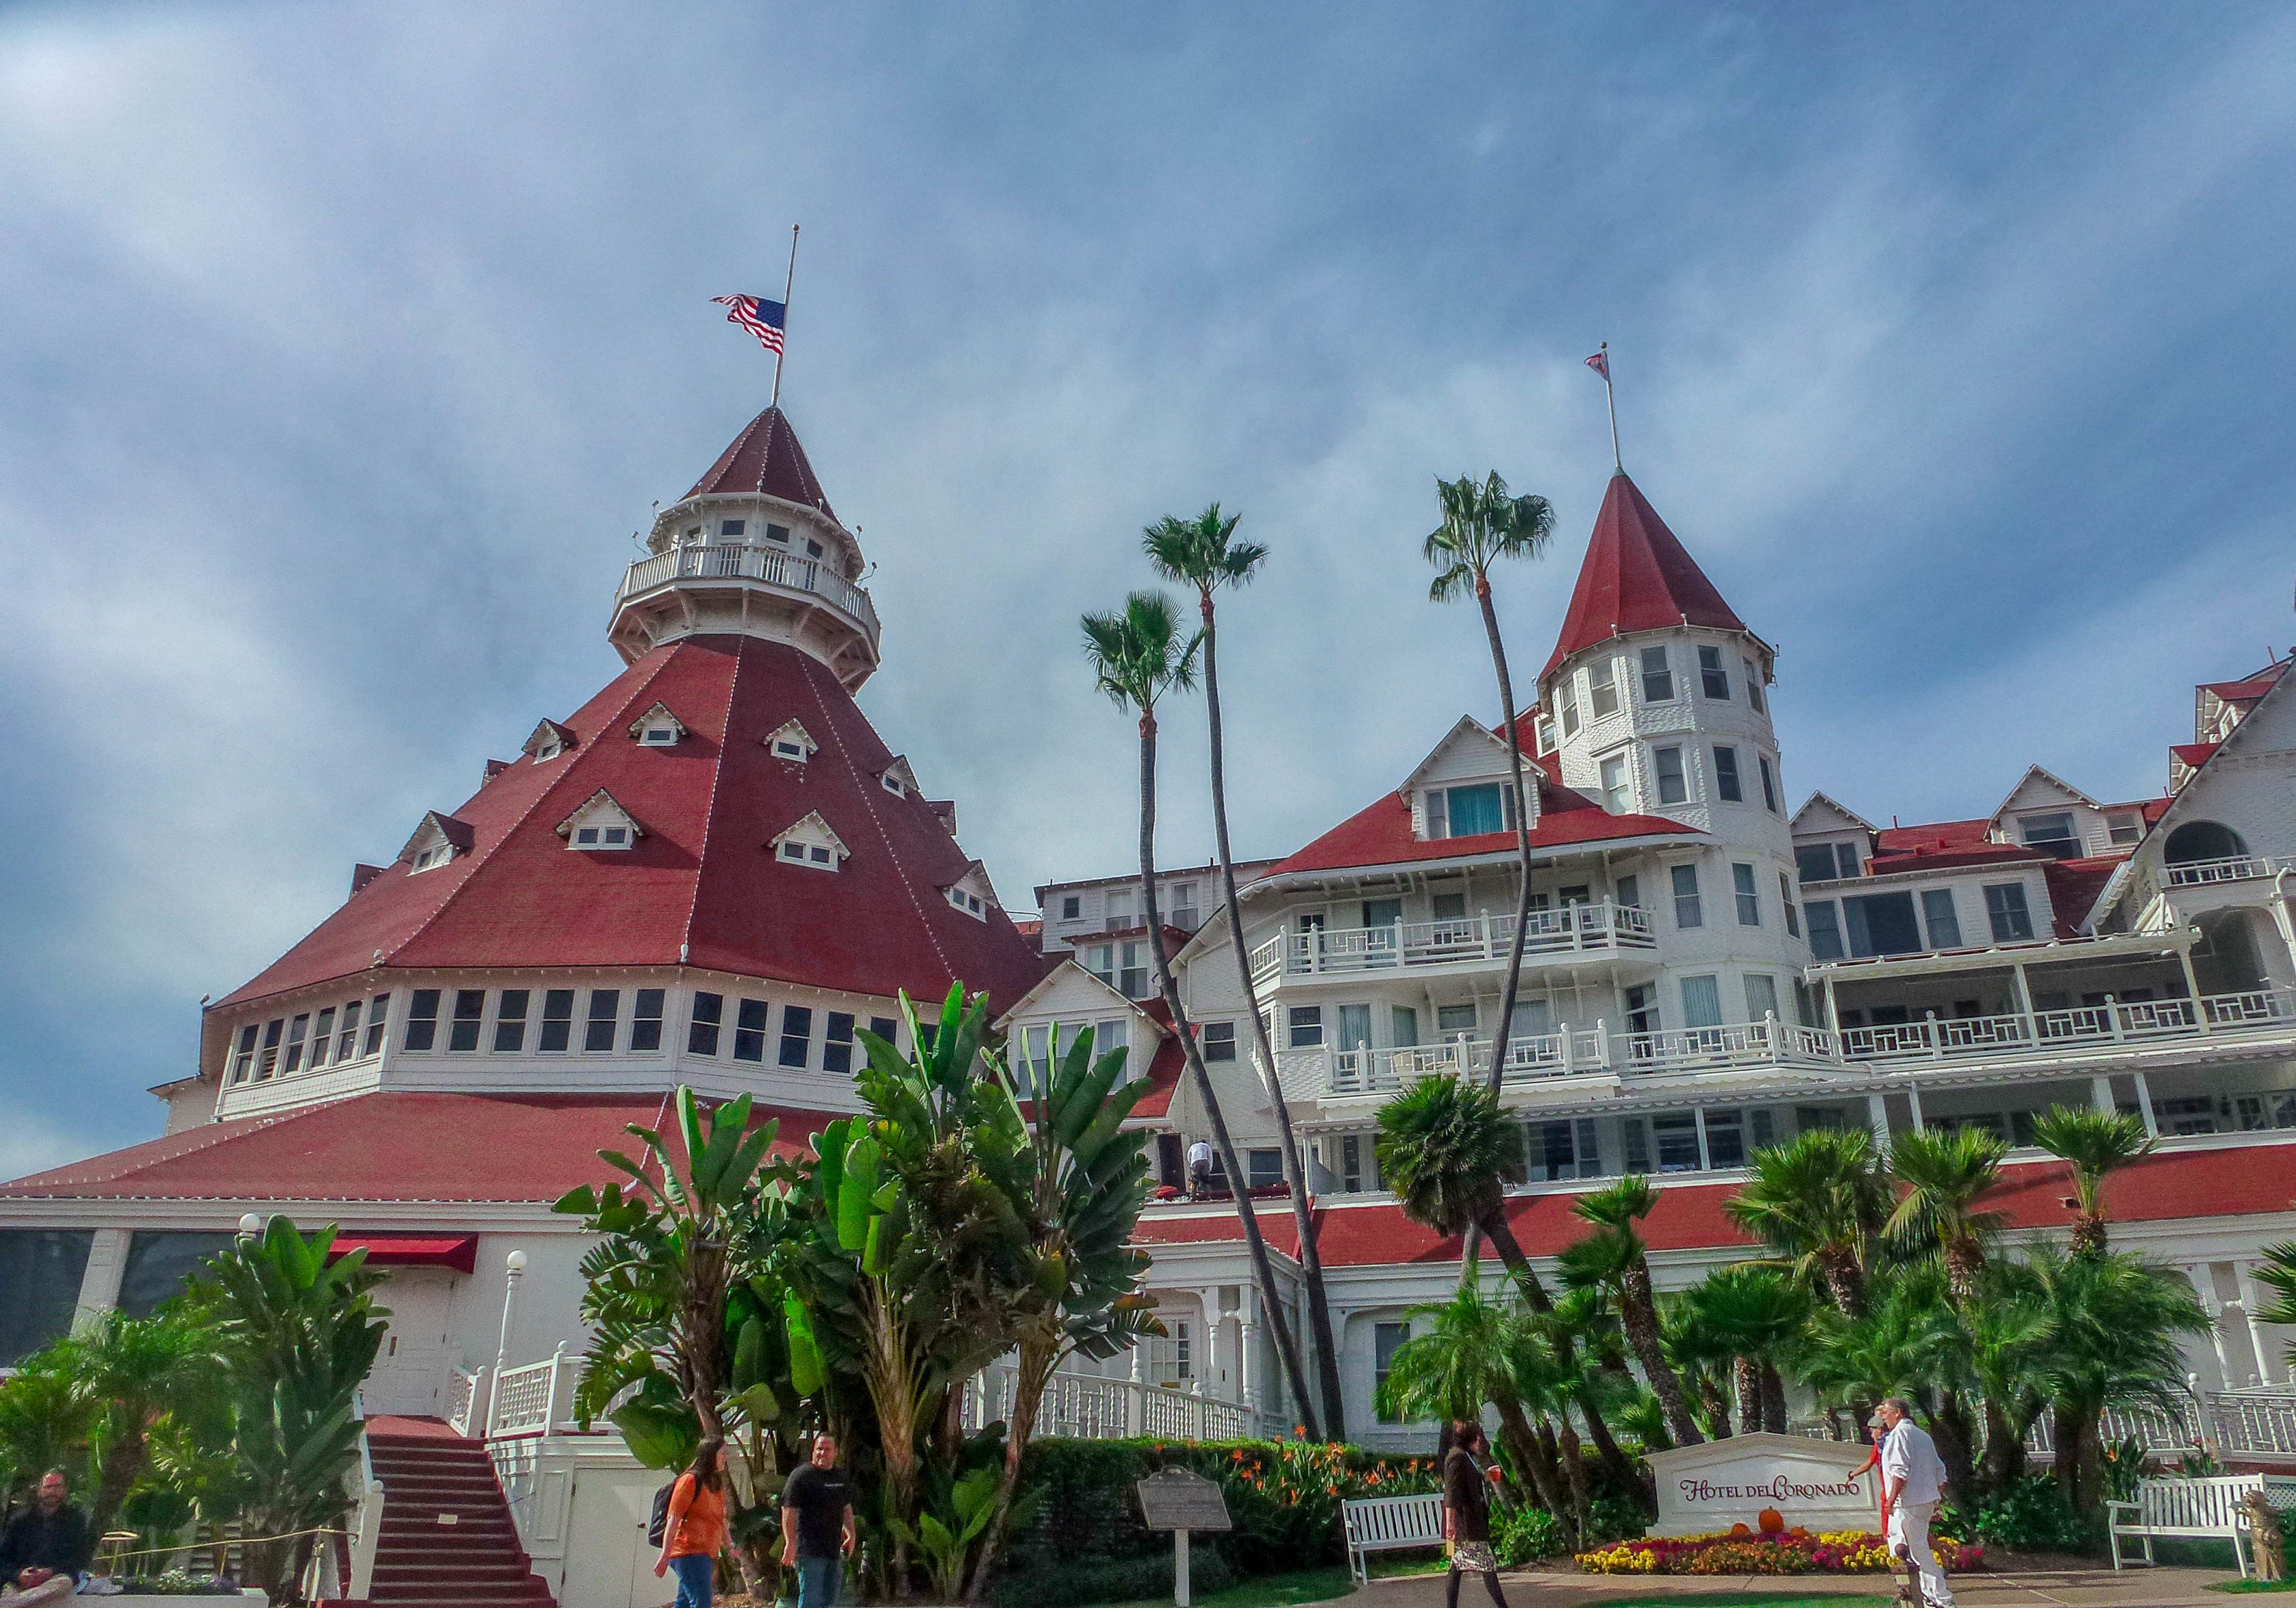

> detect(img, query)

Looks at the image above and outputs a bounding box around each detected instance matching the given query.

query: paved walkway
[1355,1562,2245,1607]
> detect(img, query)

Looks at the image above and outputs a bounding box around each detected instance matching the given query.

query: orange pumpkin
[1730,1521,1753,1538]
[1757,1507,1786,1533]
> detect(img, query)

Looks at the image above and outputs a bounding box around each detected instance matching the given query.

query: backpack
[648,1482,676,1548]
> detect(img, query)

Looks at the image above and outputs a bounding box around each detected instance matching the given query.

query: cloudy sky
[3,2,2293,1174]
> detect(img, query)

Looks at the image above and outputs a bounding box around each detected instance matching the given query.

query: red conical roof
[1541,472,1749,680]
[686,406,836,519]
[217,634,1049,1013]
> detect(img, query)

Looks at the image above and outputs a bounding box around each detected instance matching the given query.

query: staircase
[360,1417,556,1608]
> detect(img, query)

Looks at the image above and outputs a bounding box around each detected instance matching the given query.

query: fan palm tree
[59,1309,222,1532]
[1422,471,1555,1096]
[1083,590,1319,1436]
[1660,1298,1737,1440]
[1887,1126,2010,1304]
[2030,1106,2158,1257]
[1726,1126,1892,1317]
[1680,1268,1811,1435]
[2023,1244,2210,1521]
[1560,1177,1703,1446]
[1144,506,1344,1438]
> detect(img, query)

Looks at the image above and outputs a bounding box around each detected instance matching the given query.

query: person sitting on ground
[652,1437,728,1608]
[780,1433,855,1608]
[1441,1422,1510,1608]
[0,1469,95,1607]
[1186,1139,1215,1199]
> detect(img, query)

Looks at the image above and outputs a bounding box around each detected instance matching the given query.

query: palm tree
[1372,1283,1576,1541]
[59,1309,221,1532]
[1422,471,1555,1095]
[1887,1127,2010,1305]
[1797,1264,1944,1433]
[1680,1268,1813,1436]
[2024,1245,2211,1522]
[1560,1176,1703,1446]
[1726,1127,1892,1317]
[1659,1299,1737,1440]
[1082,590,1320,1436]
[1144,506,1345,1439]
[2030,1106,2158,1257]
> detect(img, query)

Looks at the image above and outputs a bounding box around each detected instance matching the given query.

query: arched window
[2164,820,2248,865]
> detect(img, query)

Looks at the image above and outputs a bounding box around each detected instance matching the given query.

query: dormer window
[399,810,473,874]
[771,811,850,872]
[523,719,577,764]
[412,846,450,872]
[557,789,643,852]
[883,774,906,797]
[879,756,919,799]
[764,522,791,544]
[942,862,998,921]
[948,887,983,915]
[628,701,688,747]
[721,518,746,538]
[1424,781,1516,840]
[766,719,818,763]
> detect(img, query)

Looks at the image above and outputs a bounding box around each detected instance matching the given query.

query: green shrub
[990,1540,1231,1608]
[1946,1475,2094,1554]
[1493,1505,1568,1564]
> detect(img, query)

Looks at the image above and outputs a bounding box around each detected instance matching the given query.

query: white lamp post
[482,1250,527,1438]
[238,1212,264,1239]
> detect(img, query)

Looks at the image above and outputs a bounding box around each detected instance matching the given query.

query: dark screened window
[1796,846,1839,885]
[1844,893,1924,957]
[0,1230,93,1365]
[823,1012,856,1076]
[734,999,769,1063]
[404,990,440,1052]
[540,989,575,1052]
[630,989,665,1052]
[688,992,722,1057]
[779,1006,814,1068]
[585,990,620,1052]
[118,1231,234,1319]
[449,990,485,1052]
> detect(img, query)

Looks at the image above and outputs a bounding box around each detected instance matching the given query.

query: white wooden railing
[347,1391,386,1600]
[487,1345,570,1439]
[1247,902,1654,984]
[1296,986,2296,1095]
[617,542,879,636]
[2167,854,2296,888]
[447,1364,485,1437]
[961,1362,1265,1442]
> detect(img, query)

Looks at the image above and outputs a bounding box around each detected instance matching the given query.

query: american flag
[1585,348,1609,381]
[712,293,786,356]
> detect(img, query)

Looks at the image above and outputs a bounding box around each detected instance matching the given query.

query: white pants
[5,1575,82,1607]
[1889,1500,1956,1607]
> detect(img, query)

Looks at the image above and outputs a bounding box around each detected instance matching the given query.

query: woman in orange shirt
[653,1438,729,1608]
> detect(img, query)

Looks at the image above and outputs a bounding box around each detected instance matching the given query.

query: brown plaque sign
[1135,1468,1233,1533]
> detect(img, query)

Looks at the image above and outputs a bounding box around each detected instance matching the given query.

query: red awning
[326,1234,478,1273]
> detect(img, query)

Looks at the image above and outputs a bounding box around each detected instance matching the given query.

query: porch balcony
[1278,983,2296,1099]
[614,540,880,644]
[2165,853,2296,888]
[1246,900,1655,988]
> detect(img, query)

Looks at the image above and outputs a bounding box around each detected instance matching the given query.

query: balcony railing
[959,1361,1268,1442]
[616,542,879,637]
[1296,985,2296,1095]
[1247,901,1654,984]
[2165,853,2296,888]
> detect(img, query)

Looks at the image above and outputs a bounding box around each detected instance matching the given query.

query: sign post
[1135,1468,1233,1608]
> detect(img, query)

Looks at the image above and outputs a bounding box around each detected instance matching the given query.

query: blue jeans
[669,1552,713,1608]
[796,1554,841,1608]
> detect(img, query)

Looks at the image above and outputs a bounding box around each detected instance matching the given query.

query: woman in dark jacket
[1441,1422,1510,1608]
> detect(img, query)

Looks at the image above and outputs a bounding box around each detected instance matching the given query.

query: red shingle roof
[1131,1144,2296,1265]
[2173,743,2220,770]
[1541,472,1750,680]
[2041,856,2123,938]
[217,634,1052,1014]
[1269,782,1696,880]
[0,1092,843,1203]
[684,406,836,519]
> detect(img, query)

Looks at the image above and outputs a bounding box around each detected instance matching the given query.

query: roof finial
[1585,343,1621,473]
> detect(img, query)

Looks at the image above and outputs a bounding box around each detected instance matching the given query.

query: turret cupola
[608,406,881,689]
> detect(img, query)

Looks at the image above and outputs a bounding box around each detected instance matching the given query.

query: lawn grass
[1567,1596,1890,1607]
[2209,1583,2296,1594]
[1093,1564,1358,1608]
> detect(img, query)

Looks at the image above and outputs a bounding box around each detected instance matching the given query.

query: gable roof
[1989,764,2101,825]
[1268,774,1698,880]
[684,405,837,519]
[1790,791,1877,835]
[1398,715,1513,794]
[554,789,642,840]
[215,634,1053,1015]
[397,811,473,864]
[1541,471,1752,680]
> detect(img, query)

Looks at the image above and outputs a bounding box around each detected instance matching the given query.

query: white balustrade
[487,1347,568,1439]
[618,542,879,636]
[2166,853,2296,888]
[447,1364,485,1438]
[961,1361,1265,1443]
[1247,902,1654,984]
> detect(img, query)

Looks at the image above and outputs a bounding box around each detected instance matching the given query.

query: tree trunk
[2071,1208,2109,1258]
[2054,1406,2088,1517]
[1137,710,1320,1437]
[1734,1356,1762,1436]
[1697,1369,1733,1438]
[964,1333,1057,1601]
[1474,574,1539,1102]
[1494,1396,1575,1548]
[1945,1235,1986,1308]
[1201,600,1347,1441]
[1930,1389,1979,1505]
[1760,1363,1789,1435]
[93,1424,148,1535]
[1554,1418,1593,1538]
[1619,1261,1703,1446]
[1819,1246,1868,1319]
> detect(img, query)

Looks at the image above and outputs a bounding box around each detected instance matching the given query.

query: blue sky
[3,2,2292,1174]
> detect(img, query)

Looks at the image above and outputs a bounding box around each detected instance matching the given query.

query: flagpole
[1600,341,1621,473]
[770,224,800,409]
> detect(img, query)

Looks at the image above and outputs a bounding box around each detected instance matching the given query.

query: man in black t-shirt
[0,1469,95,1607]
[780,1434,855,1608]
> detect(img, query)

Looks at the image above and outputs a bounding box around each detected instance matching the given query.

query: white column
[2188,1263,2234,1386]
[1692,1106,1712,1171]
[2236,1263,2283,1387]
[1866,1092,1892,1143]
[1906,1080,1926,1132]
[1238,1295,1259,1415]
[72,1227,132,1329]
[2091,1076,2117,1114]
[2133,1071,2160,1136]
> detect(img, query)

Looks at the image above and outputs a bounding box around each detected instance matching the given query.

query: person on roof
[1186,1138,1215,1201]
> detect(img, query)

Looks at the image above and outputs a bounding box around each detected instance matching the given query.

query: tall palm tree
[1422,471,1555,1095]
[1082,590,1320,1436]
[1726,1126,1892,1317]
[1659,1299,1737,1440]
[1887,1127,2010,1305]
[1144,506,1344,1439]
[2030,1106,2157,1257]
[1680,1268,1812,1436]
[60,1309,222,1531]
[1560,1176,1703,1446]
[1372,1283,1576,1540]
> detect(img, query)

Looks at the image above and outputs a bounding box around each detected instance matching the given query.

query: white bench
[2107,1473,2266,1577]
[1341,1493,1447,1584]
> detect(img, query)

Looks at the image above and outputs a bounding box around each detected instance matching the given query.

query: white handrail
[347,1391,385,1600]
[1247,901,1656,983]
[618,542,879,637]
[960,1361,1265,1443]
[2166,853,2296,887]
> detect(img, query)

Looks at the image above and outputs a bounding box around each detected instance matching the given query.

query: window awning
[326,1234,478,1273]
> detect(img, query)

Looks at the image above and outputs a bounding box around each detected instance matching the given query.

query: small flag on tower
[712,294,786,356]
[1584,348,1609,381]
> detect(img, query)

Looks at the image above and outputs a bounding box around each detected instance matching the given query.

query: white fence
[618,541,879,636]
[961,1362,1267,1443]
[2165,854,2296,888]
[487,1346,573,1438]
[1248,902,1654,984]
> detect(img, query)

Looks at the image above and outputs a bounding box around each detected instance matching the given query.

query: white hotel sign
[1645,1432,1882,1537]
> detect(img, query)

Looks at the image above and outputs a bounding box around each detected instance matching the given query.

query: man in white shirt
[1876,1398,1956,1607]
[1186,1138,1215,1199]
